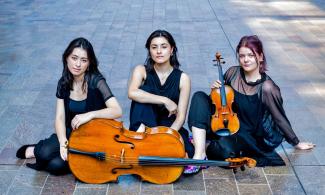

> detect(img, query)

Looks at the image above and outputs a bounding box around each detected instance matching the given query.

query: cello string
[81,153,247,167]
[102,155,233,166]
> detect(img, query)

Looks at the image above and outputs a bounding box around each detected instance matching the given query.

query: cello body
[68,119,185,184]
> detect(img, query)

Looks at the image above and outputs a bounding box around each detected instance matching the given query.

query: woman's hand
[163,97,178,117]
[60,146,68,161]
[211,80,222,89]
[71,113,93,130]
[295,142,315,150]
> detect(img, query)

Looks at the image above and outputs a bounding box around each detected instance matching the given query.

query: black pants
[188,91,246,160]
[188,91,286,166]
[32,129,72,175]
[129,100,194,158]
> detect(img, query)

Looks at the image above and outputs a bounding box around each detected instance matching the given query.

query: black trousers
[32,129,72,175]
[129,101,194,158]
[188,91,286,166]
[188,91,247,160]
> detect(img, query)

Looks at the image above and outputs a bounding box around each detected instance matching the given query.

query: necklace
[154,67,173,85]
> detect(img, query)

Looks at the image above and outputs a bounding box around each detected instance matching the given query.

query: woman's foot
[136,123,146,133]
[16,145,35,159]
[183,157,209,175]
[183,165,201,175]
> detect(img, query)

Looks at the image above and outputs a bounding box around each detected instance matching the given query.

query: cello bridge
[120,148,125,164]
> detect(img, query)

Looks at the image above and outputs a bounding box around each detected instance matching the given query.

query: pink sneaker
[183,157,209,175]
[183,165,200,175]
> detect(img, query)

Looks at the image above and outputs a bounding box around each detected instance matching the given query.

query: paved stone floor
[0,0,325,194]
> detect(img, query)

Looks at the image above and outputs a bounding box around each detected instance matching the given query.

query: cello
[210,52,240,136]
[68,119,255,184]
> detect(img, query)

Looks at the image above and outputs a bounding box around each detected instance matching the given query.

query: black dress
[188,66,299,166]
[29,73,114,175]
[129,67,194,158]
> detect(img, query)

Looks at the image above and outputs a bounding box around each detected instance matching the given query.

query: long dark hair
[236,35,267,73]
[61,37,99,92]
[144,30,180,70]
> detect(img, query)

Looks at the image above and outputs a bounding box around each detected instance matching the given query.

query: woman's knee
[206,140,236,160]
[129,102,157,130]
[191,91,209,104]
[35,141,59,161]
[190,91,211,112]
[46,157,70,175]
[188,91,211,130]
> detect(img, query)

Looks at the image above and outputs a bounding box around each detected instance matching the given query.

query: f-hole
[114,135,135,149]
[112,165,133,174]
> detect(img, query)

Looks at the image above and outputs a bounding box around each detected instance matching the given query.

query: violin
[68,119,255,184]
[210,52,240,136]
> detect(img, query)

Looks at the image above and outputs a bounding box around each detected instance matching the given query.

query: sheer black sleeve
[262,80,299,146]
[56,78,65,99]
[223,66,239,85]
[96,78,114,102]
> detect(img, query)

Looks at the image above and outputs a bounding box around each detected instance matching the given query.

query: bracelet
[61,140,69,149]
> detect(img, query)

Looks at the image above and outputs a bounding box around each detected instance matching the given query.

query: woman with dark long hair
[128,29,194,158]
[16,37,122,175]
[184,35,315,174]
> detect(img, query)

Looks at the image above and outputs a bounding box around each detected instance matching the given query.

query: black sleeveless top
[141,68,182,126]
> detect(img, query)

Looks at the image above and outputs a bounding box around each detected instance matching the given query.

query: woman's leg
[129,101,158,131]
[178,127,194,158]
[27,133,62,172]
[188,91,213,160]
[34,134,60,161]
[129,85,158,131]
[192,126,207,159]
[46,156,70,175]
[206,135,240,160]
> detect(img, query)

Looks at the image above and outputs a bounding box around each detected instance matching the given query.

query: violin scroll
[213,52,225,65]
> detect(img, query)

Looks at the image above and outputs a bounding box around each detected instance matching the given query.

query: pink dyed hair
[236,35,267,73]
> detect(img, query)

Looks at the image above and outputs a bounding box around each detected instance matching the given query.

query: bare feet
[192,152,206,160]
[25,146,35,158]
[136,123,146,133]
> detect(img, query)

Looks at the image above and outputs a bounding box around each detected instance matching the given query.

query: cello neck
[138,156,230,166]
[139,156,256,168]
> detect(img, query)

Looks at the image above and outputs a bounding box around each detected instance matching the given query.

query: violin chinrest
[215,128,231,136]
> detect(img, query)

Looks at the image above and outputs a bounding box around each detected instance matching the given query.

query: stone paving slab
[1,0,325,194]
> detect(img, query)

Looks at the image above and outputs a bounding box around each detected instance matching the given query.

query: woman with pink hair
[184,35,315,174]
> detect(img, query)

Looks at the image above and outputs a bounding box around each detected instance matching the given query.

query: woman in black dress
[184,35,315,174]
[128,29,194,158]
[16,37,122,175]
